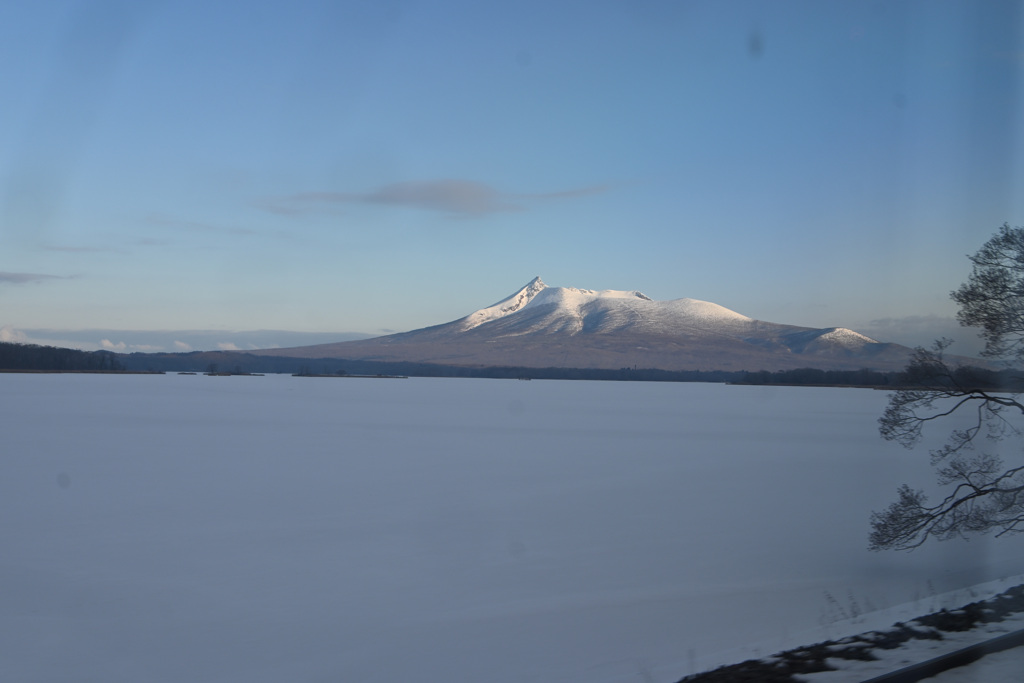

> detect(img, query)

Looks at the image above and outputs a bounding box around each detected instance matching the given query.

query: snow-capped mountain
[456,277,752,336]
[259,277,915,371]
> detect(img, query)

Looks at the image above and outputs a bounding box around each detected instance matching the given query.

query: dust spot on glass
[515,50,533,68]
[56,472,72,489]
[507,540,526,558]
[747,29,764,59]
[507,399,526,416]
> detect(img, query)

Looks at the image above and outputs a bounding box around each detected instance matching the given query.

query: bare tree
[870,224,1024,551]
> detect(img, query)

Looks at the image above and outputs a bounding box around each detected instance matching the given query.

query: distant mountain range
[0,328,374,353]
[255,277,921,372]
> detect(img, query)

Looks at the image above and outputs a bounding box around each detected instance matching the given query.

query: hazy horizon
[0,291,990,357]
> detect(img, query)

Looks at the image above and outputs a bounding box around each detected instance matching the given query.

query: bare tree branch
[871,225,1024,551]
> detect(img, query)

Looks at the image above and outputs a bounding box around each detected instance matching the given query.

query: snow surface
[814,327,881,347]
[458,277,752,334]
[460,276,548,330]
[792,579,1024,682]
[3,375,1024,683]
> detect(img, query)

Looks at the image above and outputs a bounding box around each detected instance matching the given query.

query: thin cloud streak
[42,244,126,254]
[146,214,259,236]
[256,200,316,217]
[0,271,67,284]
[268,179,610,217]
[288,180,518,216]
[516,184,611,200]
[363,180,519,215]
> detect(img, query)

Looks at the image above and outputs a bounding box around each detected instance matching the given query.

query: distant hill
[254,277,924,372]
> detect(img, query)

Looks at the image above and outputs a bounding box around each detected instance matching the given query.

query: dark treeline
[117,350,741,382]
[0,342,124,372]
[898,363,1024,392]
[736,365,1024,390]
[119,351,324,374]
[735,367,901,387]
[13,343,1013,389]
[376,364,740,383]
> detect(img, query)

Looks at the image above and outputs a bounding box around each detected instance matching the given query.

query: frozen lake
[3,374,1023,682]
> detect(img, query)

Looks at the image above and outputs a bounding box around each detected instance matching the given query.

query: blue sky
[1,0,1022,353]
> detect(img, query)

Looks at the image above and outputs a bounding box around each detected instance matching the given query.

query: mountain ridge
[255,278,917,372]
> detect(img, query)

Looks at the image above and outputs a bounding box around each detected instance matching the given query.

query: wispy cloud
[147,214,259,236]
[100,338,161,352]
[517,184,610,201]
[257,200,317,217]
[265,179,610,218]
[0,271,67,284]
[0,326,29,342]
[42,243,126,254]
[291,180,517,216]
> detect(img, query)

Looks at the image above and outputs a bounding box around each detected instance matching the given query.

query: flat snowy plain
[3,374,1023,683]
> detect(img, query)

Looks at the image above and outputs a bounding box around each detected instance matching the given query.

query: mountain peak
[458,278,748,335]
[818,327,879,346]
[459,277,549,331]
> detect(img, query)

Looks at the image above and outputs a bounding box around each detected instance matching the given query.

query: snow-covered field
[3,374,1023,683]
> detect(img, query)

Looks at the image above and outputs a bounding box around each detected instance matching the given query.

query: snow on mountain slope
[780,327,882,354]
[458,277,754,337]
[459,276,548,331]
[815,327,879,346]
